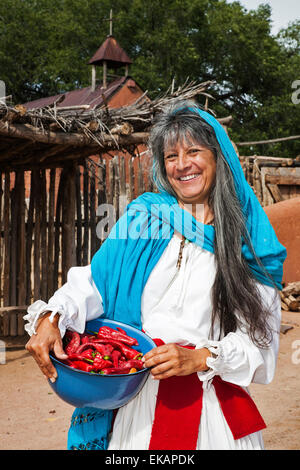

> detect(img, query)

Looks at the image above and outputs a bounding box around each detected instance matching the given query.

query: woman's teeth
[179,174,200,181]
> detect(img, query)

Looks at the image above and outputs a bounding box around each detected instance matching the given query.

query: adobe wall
[264,197,300,284]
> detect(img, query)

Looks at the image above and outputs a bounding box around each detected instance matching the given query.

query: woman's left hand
[143,343,212,380]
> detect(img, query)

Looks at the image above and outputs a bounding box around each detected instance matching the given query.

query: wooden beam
[266,183,284,203]
[0,121,149,149]
[237,135,300,146]
[265,174,300,186]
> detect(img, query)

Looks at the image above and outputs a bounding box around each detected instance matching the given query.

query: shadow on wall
[264,196,300,284]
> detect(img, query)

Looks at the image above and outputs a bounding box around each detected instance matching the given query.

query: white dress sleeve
[23,265,104,338]
[196,283,281,387]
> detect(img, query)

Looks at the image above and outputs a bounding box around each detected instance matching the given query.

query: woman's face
[164,137,216,207]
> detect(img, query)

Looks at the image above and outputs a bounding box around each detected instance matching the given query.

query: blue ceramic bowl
[49,318,156,409]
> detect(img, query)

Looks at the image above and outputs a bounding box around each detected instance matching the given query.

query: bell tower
[89,10,132,91]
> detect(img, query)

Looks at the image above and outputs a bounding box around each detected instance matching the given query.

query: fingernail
[49,377,56,383]
[141,357,145,362]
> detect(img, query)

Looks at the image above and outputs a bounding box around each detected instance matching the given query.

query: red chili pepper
[75,342,96,354]
[97,327,138,346]
[100,367,131,375]
[116,327,127,335]
[111,350,121,368]
[92,355,113,371]
[79,348,95,360]
[67,353,94,363]
[121,359,144,370]
[92,339,140,360]
[81,334,95,345]
[70,360,94,373]
[64,331,81,355]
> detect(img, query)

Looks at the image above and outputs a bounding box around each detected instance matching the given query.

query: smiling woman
[24,100,286,451]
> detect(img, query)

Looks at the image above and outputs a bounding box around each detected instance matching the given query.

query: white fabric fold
[23,265,104,338]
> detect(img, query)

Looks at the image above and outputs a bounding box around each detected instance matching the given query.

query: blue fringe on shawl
[67,108,287,450]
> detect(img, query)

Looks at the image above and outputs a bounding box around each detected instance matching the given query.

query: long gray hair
[148,100,278,348]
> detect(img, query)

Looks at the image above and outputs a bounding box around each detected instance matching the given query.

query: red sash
[148,339,266,450]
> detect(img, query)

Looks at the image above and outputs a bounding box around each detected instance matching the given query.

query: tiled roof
[24,76,127,110]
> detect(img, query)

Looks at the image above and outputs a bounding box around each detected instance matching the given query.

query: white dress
[24,235,281,450]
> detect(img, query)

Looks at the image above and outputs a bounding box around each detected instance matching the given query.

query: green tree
[0,0,299,156]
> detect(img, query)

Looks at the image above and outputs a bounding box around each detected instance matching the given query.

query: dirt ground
[0,310,299,450]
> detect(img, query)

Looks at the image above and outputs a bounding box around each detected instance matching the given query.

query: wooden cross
[103,9,114,36]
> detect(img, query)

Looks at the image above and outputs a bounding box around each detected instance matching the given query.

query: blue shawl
[67,108,286,450]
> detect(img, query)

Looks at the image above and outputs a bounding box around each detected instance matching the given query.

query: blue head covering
[67,105,286,450]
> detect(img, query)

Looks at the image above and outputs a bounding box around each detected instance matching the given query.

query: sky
[226,0,300,34]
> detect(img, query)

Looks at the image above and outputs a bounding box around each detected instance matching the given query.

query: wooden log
[110,122,134,136]
[47,168,56,299]
[2,146,96,170]
[33,170,41,301]
[1,310,9,336]
[3,172,10,306]
[17,311,25,336]
[75,166,83,265]
[237,134,300,146]
[266,183,284,203]
[286,296,300,311]
[61,164,76,284]
[9,177,18,334]
[280,289,300,311]
[0,121,149,150]
[17,170,26,305]
[97,156,106,207]
[129,156,135,202]
[97,156,106,244]
[53,168,65,291]
[39,144,70,162]
[119,155,127,216]
[2,105,27,123]
[40,169,47,300]
[82,165,89,265]
[281,301,289,311]
[108,158,114,205]
[0,141,33,161]
[137,157,144,196]
[25,170,35,304]
[10,176,18,306]
[282,281,300,296]
[113,156,120,221]
[90,165,97,258]
[265,174,300,186]
[252,164,263,204]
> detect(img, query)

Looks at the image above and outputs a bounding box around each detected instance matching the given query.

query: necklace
[176,237,188,270]
[176,216,214,270]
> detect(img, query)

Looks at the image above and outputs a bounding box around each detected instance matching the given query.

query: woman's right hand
[25,312,68,382]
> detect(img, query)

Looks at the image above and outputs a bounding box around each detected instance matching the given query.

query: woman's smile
[178,173,202,182]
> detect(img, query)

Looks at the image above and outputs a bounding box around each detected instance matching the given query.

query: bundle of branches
[0,80,216,149]
[280,281,300,312]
